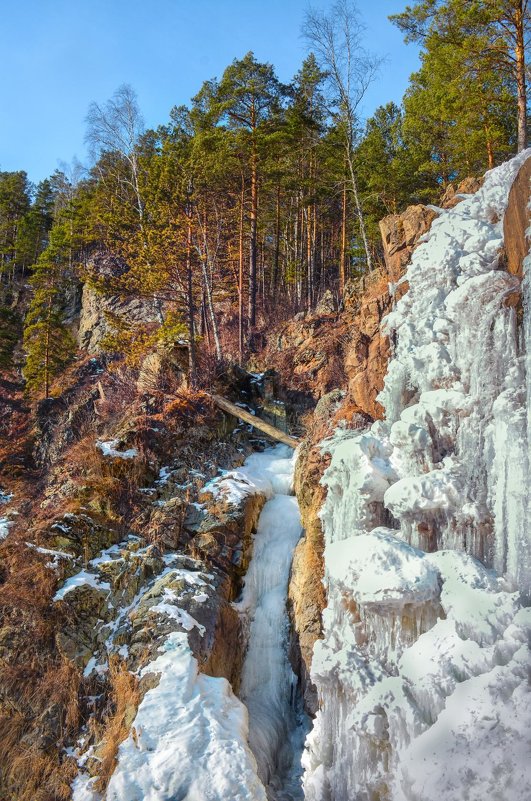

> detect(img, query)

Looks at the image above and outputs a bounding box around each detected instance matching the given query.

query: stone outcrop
[440,176,484,209]
[252,311,349,410]
[289,392,340,713]
[136,345,189,394]
[503,156,531,277]
[346,203,438,420]
[77,250,168,354]
[378,204,438,280]
[78,285,164,353]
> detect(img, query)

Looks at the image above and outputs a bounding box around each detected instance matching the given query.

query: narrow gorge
[2,5,531,796]
[13,151,526,801]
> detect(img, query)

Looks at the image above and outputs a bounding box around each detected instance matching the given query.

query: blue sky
[1,0,419,184]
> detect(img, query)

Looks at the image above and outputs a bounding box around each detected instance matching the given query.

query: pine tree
[391,0,529,156]
[17,178,57,268]
[355,103,429,245]
[23,224,76,398]
[0,305,20,369]
[193,53,286,335]
[0,171,31,282]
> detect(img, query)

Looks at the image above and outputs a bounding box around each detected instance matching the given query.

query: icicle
[304,153,531,801]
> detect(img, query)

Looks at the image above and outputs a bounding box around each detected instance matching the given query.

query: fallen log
[210,394,299,449]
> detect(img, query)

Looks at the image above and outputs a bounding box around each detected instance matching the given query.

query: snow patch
[96,440,138,459]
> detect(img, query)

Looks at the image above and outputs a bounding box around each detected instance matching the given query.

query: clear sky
[1,0,419,185]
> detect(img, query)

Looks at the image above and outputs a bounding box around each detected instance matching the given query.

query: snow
[0,518,11,540]
[78,634,267,801]
[304,152,531,801]
[204,445,296,504]
[53,570,111,601]
[151,588,206,635]
[326,528,440,610]
[96,439,138,459]
[88,543,124,566]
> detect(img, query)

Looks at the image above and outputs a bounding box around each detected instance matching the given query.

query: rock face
[77,250,166,353]
[289,393,340,713]
[136,345,189,394]
[289,394,372,714]
[503,156,531,277]
[252,312,349,409]
[440,176,484,209]
[378,204,438,280]
[345,204,438,420]
[78,284,163,353]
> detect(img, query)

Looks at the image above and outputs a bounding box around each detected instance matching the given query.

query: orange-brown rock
[343,274,390,418]
[289,392,341,713]
[379,205,438,279]
[441,176,484,209]
[503,155,531,278]
[289,392,372,714]
[252,311,350,404]
[344,204,437,419]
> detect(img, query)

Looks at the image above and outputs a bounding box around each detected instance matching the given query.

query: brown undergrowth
[91,656,141,793]
[0,543,80,800]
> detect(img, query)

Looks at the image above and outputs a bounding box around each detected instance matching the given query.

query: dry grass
[0,542,81,801]
[162,388,213,423]
[93,656,141,793]
[1,739,77,801]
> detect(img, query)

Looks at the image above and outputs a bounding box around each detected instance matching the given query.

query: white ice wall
[305,152,531,801]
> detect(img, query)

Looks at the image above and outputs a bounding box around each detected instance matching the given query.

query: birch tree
[303,0,381,276]
[85,84,146,224]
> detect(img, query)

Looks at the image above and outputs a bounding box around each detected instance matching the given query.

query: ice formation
[304,152,531,801]
[236,445,307,800]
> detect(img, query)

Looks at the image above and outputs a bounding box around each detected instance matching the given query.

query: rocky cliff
[282,202,441,710]
[0,349,270,799]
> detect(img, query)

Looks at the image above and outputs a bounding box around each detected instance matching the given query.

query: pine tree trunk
[485,128,495,170]
[273,184,281,303]
[197,209,222,362]
[249,107,258,334]
[515,2,527,153]
[306,205,313,309]
[201,258,222,361]
[44,323,50,399]
[185,211,196,388]
[239,177,245,364]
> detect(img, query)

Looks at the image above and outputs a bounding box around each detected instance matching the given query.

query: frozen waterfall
[236,445,308,801]
[303,152,531,801]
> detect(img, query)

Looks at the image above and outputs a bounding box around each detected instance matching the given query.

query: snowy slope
[73,445,301,801]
